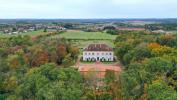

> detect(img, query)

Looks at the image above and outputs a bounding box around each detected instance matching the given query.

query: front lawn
[51,30,117,40]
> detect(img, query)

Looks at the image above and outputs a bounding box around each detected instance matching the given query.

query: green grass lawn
[72,40,114,49]
[0,30,44,37]
[49,30,116,49]
[172,31,177,34]
[51,30,117,40]
[23,30,44,36]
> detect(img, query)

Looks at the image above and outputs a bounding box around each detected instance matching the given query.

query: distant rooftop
[84,44,113,51]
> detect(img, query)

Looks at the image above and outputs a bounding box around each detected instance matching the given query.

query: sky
[0,0,177,19]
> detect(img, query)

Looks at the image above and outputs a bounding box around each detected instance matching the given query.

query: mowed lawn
[49,30,117,49]
[52,30,117,40]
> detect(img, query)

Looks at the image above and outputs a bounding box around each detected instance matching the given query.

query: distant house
[28,27,35,31]
[117,27,145,31]
[152,30,166,34]
[47,26,66,30]
[18,28,25,33]
[83,44,114,62]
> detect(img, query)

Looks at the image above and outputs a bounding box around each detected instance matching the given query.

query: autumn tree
[157,34,177,48]
[7,63,84,100]
[57,44,67,64]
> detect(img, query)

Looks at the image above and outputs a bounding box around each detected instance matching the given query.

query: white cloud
[0,0,176,18]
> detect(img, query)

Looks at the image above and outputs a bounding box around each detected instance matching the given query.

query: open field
[23,30,45,36]
[51,30,117,40]
[171,31,177,34]
[50,30,116,49]
[71,40,114,49]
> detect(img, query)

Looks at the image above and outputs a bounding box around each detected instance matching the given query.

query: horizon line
[0,18,177,20]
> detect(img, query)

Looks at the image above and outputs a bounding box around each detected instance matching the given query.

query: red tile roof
[117,28,145,31]
[84,44,113,51]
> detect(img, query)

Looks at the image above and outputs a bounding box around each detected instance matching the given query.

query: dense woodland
[115,31,177,99]
[0,30,177,100]
[0,35,81,99]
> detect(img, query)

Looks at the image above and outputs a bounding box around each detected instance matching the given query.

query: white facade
[83,51,114,61]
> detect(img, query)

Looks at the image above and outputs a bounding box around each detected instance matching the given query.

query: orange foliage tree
[57,44,67,64]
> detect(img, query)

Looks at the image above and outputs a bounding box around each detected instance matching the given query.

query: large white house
[83,44,114,62]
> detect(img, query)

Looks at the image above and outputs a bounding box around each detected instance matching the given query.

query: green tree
[44,28,47,32]
[105,70,115,84]
[147,82,177,100]
[157,34,177,48]
[7,63,84,100]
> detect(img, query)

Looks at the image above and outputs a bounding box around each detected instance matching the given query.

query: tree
[106,30,118,35]
[57,44,67,64]
[115,43,132,63]
[69,47,79,61]
[7,54,20,70]
[103,26,116,30]
[9,35,31,46]
[44,28,47,32]
[133,43,151,61]
[104,70,122,100]
[62,54,74,67]
[147,82,177,100]
[7,63,84,100]
[31,50,49,67]
[149,45,177,57]
[123,52,134,65]
[167,69,177,91]
[63,23,73,29]
[157,34,177,48]
[105,70,115,84]
[29,45,49,67]
[144,57,173,76]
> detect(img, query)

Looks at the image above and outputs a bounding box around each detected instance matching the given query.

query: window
[110,53,112,55]
[102,53,104,55]
[85,53,87,55]
[92,53,94,55]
